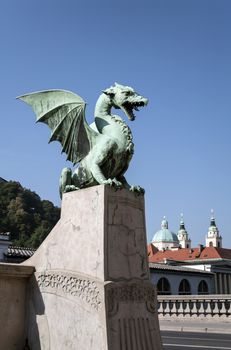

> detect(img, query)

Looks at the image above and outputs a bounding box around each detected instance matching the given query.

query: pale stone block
[0,264,34,350]
[24,185,162,349]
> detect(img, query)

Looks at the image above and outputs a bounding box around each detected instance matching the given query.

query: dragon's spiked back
[17,90,98,164]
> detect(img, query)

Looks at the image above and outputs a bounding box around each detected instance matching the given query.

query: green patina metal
[18,83,148,197]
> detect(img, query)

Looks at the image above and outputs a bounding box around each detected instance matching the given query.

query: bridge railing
[157,295,231,319]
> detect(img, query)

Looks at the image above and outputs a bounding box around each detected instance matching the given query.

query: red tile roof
[147,244,231,263]
[147,243,159,256]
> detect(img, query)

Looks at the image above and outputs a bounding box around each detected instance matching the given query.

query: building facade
[149,262,214,295]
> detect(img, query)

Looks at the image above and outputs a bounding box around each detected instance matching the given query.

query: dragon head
[103,83,148,121]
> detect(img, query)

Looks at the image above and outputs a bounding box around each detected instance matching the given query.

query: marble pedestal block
[24,185,162,350]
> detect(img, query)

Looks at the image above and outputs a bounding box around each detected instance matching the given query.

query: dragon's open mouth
[122,101,146,121]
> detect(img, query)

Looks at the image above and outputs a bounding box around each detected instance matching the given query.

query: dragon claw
[102,179,113,187]
[112,178,123,188]
[102,178,123,189]
[64,185,79,193]
[129,185,145,195]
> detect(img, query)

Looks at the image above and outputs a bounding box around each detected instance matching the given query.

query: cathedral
[151,210,222,251]
[148,211,231,295]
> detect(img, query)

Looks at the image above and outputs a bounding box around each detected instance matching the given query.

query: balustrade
[158,295,231,319]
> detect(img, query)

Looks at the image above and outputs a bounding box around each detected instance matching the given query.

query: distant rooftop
[149,262,213,274]
[0,177,7,183]
[5,245,36,259]
[148,244,231,263]
[0,231,35,261]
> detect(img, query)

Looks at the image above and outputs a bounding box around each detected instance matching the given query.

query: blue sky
[0,0,231,246]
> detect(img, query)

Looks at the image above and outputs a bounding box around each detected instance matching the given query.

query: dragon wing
[17,90,99,164]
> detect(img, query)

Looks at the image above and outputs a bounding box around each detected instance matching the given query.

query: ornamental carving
[107,284,156,315]
[37,272,101,310]
[108,284,155,302]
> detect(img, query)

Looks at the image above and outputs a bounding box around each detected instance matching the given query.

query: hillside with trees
[0,180,60,248]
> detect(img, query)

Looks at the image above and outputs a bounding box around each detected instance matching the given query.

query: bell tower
[177,213,191,249]
[205,209,222,248]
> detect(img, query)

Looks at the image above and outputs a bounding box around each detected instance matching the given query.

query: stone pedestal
[0,264,34,350]
[24,185,162,350]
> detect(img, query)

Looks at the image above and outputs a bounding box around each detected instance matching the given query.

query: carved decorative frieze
[108,283,155,302]
[107,283,156,315]
[37,272,101,310]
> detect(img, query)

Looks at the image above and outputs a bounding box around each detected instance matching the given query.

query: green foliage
[0,181,60,248]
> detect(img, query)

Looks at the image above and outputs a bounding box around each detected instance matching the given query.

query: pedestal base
[24,186,162,350]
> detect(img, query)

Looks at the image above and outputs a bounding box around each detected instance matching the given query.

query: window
[178,279,191,295]
[209,241,213,247]
[157,277,171,295]
[198,280,208,294]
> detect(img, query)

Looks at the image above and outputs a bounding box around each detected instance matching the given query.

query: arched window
[157,277,171,295]
[178,279,191,295]
[198,280,208,294]
[209,241,213,247]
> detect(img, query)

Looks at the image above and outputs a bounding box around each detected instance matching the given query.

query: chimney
[198,244,204,255]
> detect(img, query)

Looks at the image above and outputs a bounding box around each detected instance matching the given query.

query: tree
[0,181,60,248]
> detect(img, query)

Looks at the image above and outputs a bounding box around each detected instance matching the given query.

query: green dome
[152,217,179,243]
[152,229,178,243]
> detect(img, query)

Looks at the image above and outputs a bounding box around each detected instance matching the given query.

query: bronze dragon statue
[18,83,148,197]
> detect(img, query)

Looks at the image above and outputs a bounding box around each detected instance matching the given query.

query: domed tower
[152,217,179,251]
[205,210,222,248]
[177,213,191,249]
